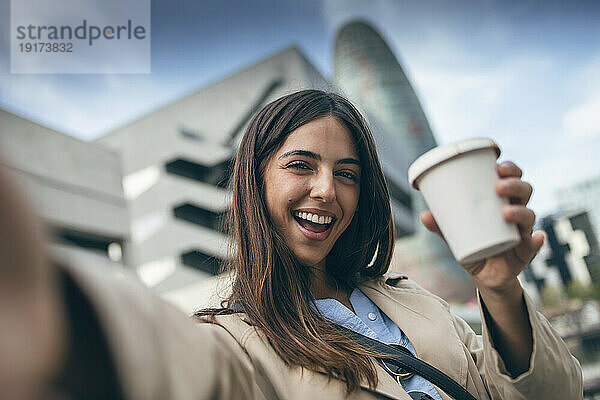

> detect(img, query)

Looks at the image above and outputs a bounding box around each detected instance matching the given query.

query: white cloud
[412,55,553,144]
[563,96,600,140]
[562,54,600,141]
[413,67,511,143]
[567,53,600,98]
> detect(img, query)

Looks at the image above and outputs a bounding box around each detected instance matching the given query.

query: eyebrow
[278,150,360,166]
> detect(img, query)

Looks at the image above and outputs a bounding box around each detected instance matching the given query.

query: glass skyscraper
[334,21,474,301]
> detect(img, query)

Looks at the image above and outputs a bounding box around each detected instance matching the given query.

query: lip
[295,218,334,241]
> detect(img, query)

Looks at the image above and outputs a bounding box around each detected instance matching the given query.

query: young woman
[196,89,582,399]
[0,89,581,400]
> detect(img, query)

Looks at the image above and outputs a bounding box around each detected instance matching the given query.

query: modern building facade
[557,175,600,240]
[333,20,471,300]
[520,176,600,304]
[0,109,128,263]
[523,211,600,299]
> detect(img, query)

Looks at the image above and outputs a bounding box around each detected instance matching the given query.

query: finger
[497,161,522,178]
[420,210,445,239]
[495,178,533,205]
[512,230,545,265]
[502,205,536,236]
[532,230,545,249]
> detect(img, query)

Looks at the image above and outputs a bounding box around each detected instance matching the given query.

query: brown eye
[336,170,358,182]
[287,161,312,171]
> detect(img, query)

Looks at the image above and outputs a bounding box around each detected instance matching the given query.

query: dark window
[181,250,222,275]
[542,216,572,286]
[165,158,232,188]
[173,203,226,232]
[51,227,124,258]
[179,127,205,142]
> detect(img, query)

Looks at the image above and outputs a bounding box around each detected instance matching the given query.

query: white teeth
[294,211,333,225]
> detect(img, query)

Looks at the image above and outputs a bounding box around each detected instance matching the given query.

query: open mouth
[293,210,335,233]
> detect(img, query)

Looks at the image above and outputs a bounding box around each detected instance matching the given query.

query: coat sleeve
[53,249,278,400]
[451,290,583,399]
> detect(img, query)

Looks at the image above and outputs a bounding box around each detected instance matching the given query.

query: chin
[294,251,327,268]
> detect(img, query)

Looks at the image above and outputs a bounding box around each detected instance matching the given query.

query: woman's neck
[309,266,355,313]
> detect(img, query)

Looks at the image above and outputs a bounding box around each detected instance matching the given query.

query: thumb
[420,210,445,241]
[531,230,545,252]
[514,230,545,267]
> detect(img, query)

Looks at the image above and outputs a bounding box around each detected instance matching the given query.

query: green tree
[567,281,600,301]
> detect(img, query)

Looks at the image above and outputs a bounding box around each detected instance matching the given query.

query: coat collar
[358,277,468,399]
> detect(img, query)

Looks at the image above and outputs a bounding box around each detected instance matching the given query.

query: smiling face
[263,115,361,269]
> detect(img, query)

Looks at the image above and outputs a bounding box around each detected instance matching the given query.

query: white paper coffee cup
[408,138,520,264]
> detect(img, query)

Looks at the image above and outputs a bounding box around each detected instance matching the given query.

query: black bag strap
[337,325,478,400]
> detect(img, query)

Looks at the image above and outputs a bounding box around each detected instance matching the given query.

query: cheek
[278,176,307,200]
[345,194,360,228]
[265,175,302,221]
[340,186,360,215]
[264,187,283,223]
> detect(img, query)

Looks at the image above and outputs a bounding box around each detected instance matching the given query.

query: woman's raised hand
[420,161,545,295]
[422,161,543,374]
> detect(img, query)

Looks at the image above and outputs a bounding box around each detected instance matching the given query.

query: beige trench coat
[56,251,582,400]
[212,274,583,400]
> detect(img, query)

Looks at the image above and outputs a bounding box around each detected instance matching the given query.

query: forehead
[277,116,358,157]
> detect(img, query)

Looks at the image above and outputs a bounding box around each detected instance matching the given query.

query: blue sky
[1,0,599,216]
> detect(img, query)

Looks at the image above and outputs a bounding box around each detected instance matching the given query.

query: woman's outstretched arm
[0,163,278,400]
[0,164,68,400]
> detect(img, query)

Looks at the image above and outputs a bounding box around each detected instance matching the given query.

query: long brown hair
[196,90,395,391]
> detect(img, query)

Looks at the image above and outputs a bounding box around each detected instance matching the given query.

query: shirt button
[368,312,377,321]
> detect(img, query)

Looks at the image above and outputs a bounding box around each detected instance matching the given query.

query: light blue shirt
[314,288,443,400]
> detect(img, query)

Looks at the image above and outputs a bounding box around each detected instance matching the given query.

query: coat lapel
[359,278,468,399]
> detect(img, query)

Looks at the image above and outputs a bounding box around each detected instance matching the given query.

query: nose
[310,170,336,203]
